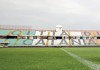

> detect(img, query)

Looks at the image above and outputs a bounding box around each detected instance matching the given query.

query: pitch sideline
[60,48,100,70]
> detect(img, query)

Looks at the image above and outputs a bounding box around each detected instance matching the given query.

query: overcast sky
[0,0,100,30]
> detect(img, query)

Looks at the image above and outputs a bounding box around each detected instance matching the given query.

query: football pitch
[0,48,100,70]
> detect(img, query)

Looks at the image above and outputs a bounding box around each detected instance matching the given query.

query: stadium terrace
[0,25,100,47]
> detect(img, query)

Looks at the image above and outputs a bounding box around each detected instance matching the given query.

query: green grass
[0,48,99,70]
[65,47,100,64]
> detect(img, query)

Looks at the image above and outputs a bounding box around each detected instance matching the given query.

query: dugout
[0,42,9,47]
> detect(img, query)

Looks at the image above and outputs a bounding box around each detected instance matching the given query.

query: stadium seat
[0,39,5,43]
[15,39,33,46]
[7,39,17,46]
[0,30,12,35]
[27,31,36,35]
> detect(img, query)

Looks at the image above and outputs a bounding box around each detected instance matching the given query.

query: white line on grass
[60,48,100,70]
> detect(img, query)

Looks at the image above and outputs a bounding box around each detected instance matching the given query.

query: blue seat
[7,39,17,46]
[0,30,12,35]
[15,39,33,46]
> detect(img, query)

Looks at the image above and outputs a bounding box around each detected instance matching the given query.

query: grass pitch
[0,48,100,70]
[66,48,100,64]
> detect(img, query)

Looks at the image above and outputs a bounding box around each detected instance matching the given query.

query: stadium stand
[0,25,100,47]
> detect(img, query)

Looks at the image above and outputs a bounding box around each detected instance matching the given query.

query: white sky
[0,0,100,30]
